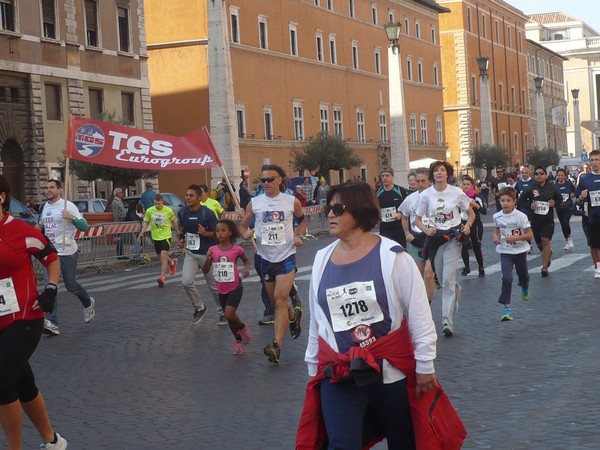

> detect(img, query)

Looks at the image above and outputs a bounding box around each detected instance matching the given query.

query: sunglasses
[260,177,277,183]
[534,172,545,176]
[323,203,346,216]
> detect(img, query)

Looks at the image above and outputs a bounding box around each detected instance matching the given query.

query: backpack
[210,185,232,210]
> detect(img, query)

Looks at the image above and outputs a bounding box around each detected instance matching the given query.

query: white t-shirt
[41,199,83,256]
[399,191,428,233]
[252,192,296,263]
[493,209,531,255]
[415,185,472,230]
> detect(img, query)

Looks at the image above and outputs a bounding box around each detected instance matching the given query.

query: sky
[508,0,600,35]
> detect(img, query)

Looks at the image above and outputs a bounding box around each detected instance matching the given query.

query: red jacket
[296,323,467,450]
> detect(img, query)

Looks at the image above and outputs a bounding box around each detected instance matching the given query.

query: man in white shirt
[39,179,95,336]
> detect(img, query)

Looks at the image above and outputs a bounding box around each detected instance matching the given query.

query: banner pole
[62,156,70,247]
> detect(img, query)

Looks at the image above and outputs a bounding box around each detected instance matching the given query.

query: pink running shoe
[238,323,252,345]
[232,340,246,355]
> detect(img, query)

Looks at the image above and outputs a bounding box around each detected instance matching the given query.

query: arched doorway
[1,139,24,201]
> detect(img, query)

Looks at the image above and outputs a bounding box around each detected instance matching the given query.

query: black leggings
[461,220,484,270]
[556,207,572,239]
[0,319,43,405]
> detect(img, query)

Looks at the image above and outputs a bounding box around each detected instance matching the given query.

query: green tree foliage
[526,147,560,169]
[65,112,158,190]
[468,144,510,178]
[292,132,363,183]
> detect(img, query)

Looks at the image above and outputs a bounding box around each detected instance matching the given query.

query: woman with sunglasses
[0,175,67,449]
[414,161,474,337]
[298,182,449,449]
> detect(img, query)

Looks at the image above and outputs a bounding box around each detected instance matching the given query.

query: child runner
[202,220,252,354]
[138,193,180,287]
[492,187,533,321]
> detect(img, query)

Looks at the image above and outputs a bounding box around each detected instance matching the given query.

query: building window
[507,26,512,48]
[406,57,412,81]
[117,6,130,52]
[45,83,62,121]
[433,64,439,86]
[501,132,506,148]
[388,10,394,23]
[329,34,337,64]
[41,0,57,39]
[314,0,320,6]
[316,32,324,61]
[352,41,359,69]
[230,7,240,43]
[0,0,15,31]
[436,115,443,145]
[338,168,345,183]
[89,88,103,120]
[374,48,381,74]
[356,108,365,143]
[264,107,273,140]
[514,132,519,154]
[417,60,423,83]
[293,101,304,140]
[474,129,480,147]
[349,0,355,18]
[333,106,343,137]
[121,92,134,124]
[495,20,499,43]
[481,14,486,39]
[431,26,436,44]
[320,104,329,134]
[420,114,428,144]
[499,82,504,109]
[327,0,333,11]
[467,8,471,32]
[258,15,268,49]
[371,4,377,25]
[404,16,409,35]
[409,114,417,144]
[236,105,246,138]
[289,23,298,56]
[471,75,477,105]
[10,87,17,102]
[85,0,99,47]
[415,20,421,39]
[379,110,387,143]
[511,86,516,112]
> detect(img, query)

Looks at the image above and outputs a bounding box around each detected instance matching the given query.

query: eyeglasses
[323,203,346,217]
[534,172,545,176]
[260,177,277,183]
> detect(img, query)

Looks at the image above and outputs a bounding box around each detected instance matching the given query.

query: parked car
[124,192,185,215]
[73,198,107,214]
[9,198,39,226]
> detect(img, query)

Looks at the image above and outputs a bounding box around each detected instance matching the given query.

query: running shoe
[238,323,252,345]
[169,258,178,276]
[258,314,275,326]
[541,268,549,277]
[42,319,60,336]
[142,253,152,264]
[289,306,303,339]
[442,323,453,337]
[595,269,600,279]
[218,314,227,326]
[564,241,570,250]
[478,268,485,277]
[157,275,165,287]
[233,340,246,355]
[192,305,207,325]
[83,297,95,323]
[567,238,574,249]
[521,288,530,301]
[460,268,470,276]
[501,307,513,321]
[291,287,302,309]
[264,339,281,363]
[40,432,68,449]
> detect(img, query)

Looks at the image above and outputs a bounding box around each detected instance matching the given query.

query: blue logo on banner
[74,124,105,157]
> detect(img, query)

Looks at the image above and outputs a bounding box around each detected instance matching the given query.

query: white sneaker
[42,319,60,336]
[40,432,68,449]
[84,297,95,323]
[595,269,600,279]
[564,241,569,250]
[568,238,574,249]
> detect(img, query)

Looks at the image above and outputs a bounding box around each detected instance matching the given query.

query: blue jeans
[498,252,529,305]
[45,252,92,326]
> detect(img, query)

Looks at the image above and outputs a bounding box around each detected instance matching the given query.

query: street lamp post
[477,56,494,145]
[384,21,410,183]
[571,88,583,156]
[534,76,548,149]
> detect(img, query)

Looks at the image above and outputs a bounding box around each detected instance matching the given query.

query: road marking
[530,253,589,273]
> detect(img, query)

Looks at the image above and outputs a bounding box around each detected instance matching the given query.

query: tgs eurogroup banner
[66,115,223,170]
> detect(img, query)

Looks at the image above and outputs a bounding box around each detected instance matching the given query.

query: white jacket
[305,236,437,382]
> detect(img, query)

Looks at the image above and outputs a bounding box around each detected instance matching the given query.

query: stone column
[388,46,410,184]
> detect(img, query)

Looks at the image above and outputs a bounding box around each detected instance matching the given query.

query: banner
[66,115,222,170]
[551,105,566,126]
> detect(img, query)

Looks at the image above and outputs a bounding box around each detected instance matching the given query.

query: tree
[526,147,560,170]
[468,144,510,179]
[291,132,363,183]
[64,111,158,195]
